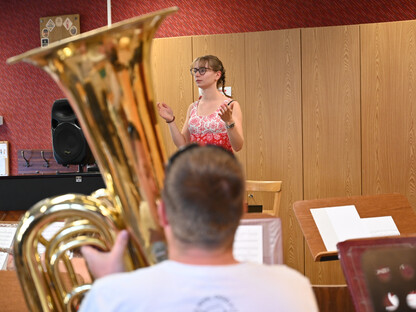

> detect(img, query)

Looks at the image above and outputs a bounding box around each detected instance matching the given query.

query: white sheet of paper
[311,205,401,252]
[0,252,8,270]
[311,205,369,251]
[361,216,400,237]
[310,208,340,253]
[0,226,17,249]
[0,158,6,176]
[233,225,263,264]
[324,205,371,242]
[0,142,8,176]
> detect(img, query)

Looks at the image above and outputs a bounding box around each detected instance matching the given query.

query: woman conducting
[157,55,244,152]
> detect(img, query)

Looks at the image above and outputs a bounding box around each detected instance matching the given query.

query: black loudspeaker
[51,99,94,166]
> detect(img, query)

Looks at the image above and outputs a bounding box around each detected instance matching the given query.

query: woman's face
[192,61,220,89]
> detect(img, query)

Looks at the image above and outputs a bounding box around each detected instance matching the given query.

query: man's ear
[157,200,169,227]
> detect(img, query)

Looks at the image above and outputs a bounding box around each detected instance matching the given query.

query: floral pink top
[188,100,233,152]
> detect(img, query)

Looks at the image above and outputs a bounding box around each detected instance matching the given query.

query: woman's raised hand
[218,100,234,123]
[157,102,174,122]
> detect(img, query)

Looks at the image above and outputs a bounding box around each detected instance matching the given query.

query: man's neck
[169,244,238,266]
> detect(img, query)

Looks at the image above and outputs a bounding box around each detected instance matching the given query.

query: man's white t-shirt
[80,261,318,312]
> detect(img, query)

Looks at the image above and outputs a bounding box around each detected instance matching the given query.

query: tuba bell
[7,7,178,312]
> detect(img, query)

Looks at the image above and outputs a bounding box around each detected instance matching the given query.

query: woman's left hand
[218,100,234,123]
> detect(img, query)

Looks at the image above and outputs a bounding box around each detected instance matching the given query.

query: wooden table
[293,193,416,261]
[0,271,28,312]
[0,211,24,222]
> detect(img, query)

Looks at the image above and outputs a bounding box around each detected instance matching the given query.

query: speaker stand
[77,164,85,173]
[56,164,100,175]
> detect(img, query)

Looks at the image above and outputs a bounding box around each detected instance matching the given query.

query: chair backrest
[245,180,282,217]
[337,235,416,312]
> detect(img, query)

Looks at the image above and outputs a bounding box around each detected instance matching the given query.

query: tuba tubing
[8,7,178,312]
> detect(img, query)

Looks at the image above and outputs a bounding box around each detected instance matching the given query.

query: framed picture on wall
[40,14,80,47]
[0,141,9,176]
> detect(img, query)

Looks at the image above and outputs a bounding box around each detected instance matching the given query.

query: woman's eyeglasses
[190,67,212,76]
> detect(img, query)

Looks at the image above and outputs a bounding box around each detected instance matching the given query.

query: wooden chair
[337,235,416,312]
[245,180,282,217]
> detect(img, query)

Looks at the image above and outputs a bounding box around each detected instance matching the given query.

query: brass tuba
[7,7,178,312]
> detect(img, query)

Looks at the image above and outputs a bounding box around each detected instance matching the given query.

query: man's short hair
[162,145,245,249]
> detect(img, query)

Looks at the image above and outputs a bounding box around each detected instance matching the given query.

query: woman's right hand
[157,102,174,122]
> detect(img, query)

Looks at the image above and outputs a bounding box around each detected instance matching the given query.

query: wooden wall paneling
[361,20,416,211]
[151,37,194,158]
[191,33,247,171]
[245,30,304,273]
[302,25,361,284]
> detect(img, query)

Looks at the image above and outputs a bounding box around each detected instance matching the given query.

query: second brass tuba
[8,7,178,312]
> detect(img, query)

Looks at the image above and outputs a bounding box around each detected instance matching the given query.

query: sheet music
[361,216,400,237]
[233,225,263,264]
[0,141,9,176]
[0,159,6,176]
[0,222,69,267]
[310,208,340,253]
[0,226,17,249]
[0,252,8,270]
[0,226,16,270]
[322,205,371,242]
[311,205,401,251]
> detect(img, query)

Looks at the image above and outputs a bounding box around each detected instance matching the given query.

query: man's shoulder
[91,262,309,292]
[93,261,167,287]
[241,262,297,273]
[238,263,311,284]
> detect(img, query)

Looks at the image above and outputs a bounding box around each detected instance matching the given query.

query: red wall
[1,0,415,175]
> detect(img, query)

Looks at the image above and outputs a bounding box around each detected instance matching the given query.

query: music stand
[293,193,416,261]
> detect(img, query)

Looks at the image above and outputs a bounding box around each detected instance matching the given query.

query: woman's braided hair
[192,55,231,98]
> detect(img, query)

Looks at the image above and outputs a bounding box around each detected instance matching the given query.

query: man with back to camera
[80,144,319,311]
